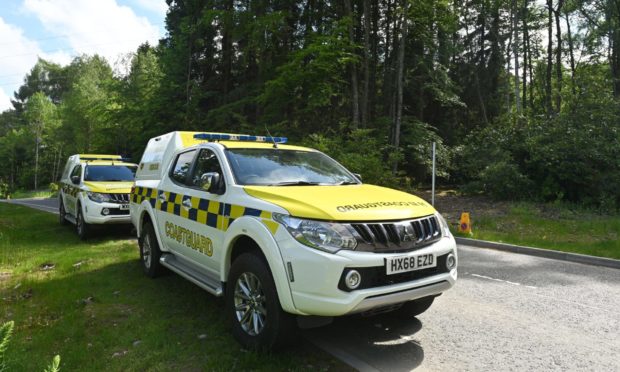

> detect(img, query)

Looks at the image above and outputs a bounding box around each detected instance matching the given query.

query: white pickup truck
[130,131,457,350]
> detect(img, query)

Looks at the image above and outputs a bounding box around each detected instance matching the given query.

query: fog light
[446,253,456,270]
[101,208,110,216]
[345,270,361,290]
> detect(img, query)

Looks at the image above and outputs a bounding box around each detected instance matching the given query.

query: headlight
[435,212,451,237]
[87,192,112,203]
[273,213,357,253]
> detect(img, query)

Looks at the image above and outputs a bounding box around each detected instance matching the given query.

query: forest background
[1,0,619,211]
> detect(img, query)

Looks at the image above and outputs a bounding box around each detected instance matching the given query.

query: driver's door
[65,164,82,217]
[181,148,227,274]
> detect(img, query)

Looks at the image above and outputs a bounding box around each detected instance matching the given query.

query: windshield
[225,148,359,186]
[84,165,136,182]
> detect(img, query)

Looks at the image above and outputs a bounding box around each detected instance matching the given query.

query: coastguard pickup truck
[130,132,457,350]
[59,154,137,239]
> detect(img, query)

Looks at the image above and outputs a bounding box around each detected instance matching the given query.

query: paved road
[8,198,620,371]
[305,245,620,371]
[3,197,59,214]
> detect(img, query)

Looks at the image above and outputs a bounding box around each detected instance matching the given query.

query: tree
[24,92,58,190]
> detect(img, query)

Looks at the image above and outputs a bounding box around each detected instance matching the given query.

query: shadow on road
[304,314,425,371]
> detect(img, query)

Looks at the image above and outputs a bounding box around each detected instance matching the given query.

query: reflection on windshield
[84,165,136,182]
[225,149,359,186]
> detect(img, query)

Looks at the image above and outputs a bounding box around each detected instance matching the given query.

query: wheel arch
[137,202,170,253]
[222,218,298,314]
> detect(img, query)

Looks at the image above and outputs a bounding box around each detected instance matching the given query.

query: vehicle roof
[216,141,316,151]
[175,131,316,152]
[81,160,137,166]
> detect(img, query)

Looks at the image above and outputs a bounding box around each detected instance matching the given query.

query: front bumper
[277,234,457,316]
[82,199,131,224]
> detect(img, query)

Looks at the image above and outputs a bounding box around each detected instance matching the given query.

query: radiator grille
[348,215,442,253]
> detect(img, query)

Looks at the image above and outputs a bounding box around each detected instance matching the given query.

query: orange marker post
[457,212,472,235]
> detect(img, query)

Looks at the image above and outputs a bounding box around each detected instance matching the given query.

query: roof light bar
[194,133,288,144]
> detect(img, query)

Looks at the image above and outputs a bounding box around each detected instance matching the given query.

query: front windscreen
[84,165,137,182]
[225,148,359,186]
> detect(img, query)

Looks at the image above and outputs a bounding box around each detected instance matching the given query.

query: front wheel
[226,253,295,350]
[139,222,163,277]
[58,198,68,226]
[76,205,90,240]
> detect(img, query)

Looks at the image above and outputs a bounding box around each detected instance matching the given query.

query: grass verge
[0,204,348,371]
[454,202,620,260]
[8,189,55,199]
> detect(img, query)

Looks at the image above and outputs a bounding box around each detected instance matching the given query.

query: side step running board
[159,254,223,297]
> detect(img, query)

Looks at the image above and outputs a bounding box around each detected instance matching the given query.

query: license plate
[119,204,130,210]
[386,253,436,275]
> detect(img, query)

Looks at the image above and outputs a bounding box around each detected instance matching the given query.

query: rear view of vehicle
[59,154,137,239]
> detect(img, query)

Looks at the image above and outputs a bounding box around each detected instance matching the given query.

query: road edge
[456,237,620,269]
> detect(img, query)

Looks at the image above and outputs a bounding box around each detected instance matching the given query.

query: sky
[0,0,168,111]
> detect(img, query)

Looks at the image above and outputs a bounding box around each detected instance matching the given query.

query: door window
[70,165,82,181]
[190,149,223,187]
[170,150,197,185]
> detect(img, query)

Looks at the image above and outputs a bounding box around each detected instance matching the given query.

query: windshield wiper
[335,181,359,185]
[270,181,323,186]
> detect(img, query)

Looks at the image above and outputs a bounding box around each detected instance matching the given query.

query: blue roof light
[194,133,288,144]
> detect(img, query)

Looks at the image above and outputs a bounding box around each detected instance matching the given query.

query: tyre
[227,253,295,350]
[393,296,435,318]
[76,204,90,240]
[139,222,163,278]
[58,198,68,226]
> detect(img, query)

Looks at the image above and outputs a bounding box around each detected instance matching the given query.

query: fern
[43,355,61,372]
[0,321,15,372]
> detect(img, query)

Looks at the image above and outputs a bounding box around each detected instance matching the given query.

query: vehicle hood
[82,181,133,194]
[243,184,436,221]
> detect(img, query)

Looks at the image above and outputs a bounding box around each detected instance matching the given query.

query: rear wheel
[76,205,90,240]
[139,222,163,277]
[227,253,295,350]
[58,198,68,226]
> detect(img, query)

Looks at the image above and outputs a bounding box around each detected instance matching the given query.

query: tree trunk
[344,0,360,129]
[564,12,577,96]
[392,1,408,174]
[361,0,371,128]
[513,0,522,114]
[34,131,39,190]
[554,0,564,111]
[522,0,529,110]
[546,0,554,116]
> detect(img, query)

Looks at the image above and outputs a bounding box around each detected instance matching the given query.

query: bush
[0,182,8,199]
[302,129,402,188]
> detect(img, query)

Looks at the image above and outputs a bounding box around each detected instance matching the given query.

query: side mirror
[199,172,222,194]
[353,173,362,182]
[71,175,80,184]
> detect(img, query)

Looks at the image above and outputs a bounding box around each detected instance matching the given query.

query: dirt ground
[416,190,511,227]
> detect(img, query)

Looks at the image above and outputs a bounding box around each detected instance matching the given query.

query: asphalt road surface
[7,198,620,371]
[305,245,620,371]
[4,197,59,214]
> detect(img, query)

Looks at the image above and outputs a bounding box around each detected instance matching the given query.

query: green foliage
[303,129,402,188]
[0,182,8,199]
[0,321,14,372]
[1,0,620,209]
[44,355,61,372]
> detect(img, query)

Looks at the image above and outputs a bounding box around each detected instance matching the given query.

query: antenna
[264,125,278,149]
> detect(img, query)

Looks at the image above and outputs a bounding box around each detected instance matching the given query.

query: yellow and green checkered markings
[131,186,279,234]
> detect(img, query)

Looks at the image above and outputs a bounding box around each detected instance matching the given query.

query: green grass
[0,204,347,371]
[457,202,620,260]
[8,189,55,199]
